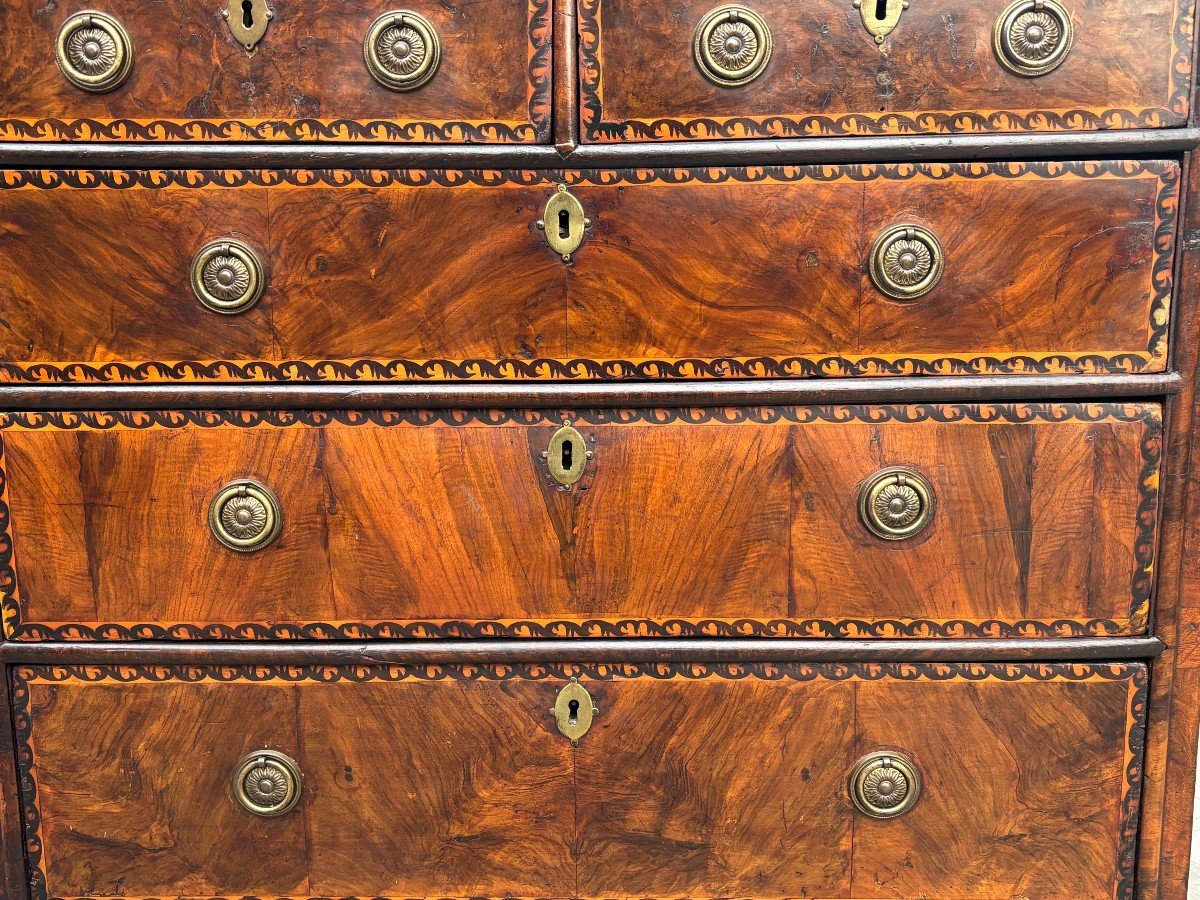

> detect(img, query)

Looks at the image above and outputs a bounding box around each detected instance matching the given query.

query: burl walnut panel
[579,0,1193,141]
[0,402,1160,641]
[0,161,1177,383]
[0,0,552,142]
[12,662,1147,899]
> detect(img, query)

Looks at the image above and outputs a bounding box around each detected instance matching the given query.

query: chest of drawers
[0,1,1199,899]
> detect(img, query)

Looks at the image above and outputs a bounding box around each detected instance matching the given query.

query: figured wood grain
[0,0,551,142]
[0,162,1176,382]
[13,663,1146,899]
[580,0,1192,141]
[0,403,1159,640]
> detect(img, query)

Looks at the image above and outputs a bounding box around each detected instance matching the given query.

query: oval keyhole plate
[544,425,591,487]
[551,679,598,742]
[853,0,909,42]
[224,0,273,51]
[538,185,589,263]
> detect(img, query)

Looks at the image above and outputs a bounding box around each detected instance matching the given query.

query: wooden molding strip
[0,637,1166,665]
[0,128,1194,169]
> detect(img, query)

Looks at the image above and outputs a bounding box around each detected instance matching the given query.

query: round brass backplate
[849,751,922,819]
[869,224,944,301]
[858,467,934,541]
[209,480,282,552]
[232,750,302,817]
[693,5,772,88]
[994,0,1074,77]
[364,10,442,91]
[191,240,266,315]
[56,11,134,93]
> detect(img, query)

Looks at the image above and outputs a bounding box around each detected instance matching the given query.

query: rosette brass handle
[209,480,282,552]
[859,467,934,541]
[994,0,1074,77]
[56,11,134,93]
[849,751,921,819]
[365,10,442,91]
[233,750,302,817]
[693,5,772,87]
[191,240,266,315]
[869,224,944,301]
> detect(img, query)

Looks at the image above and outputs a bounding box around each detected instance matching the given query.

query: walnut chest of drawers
[0,1,1198,898]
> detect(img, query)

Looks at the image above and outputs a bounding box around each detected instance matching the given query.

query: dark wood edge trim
[0,373,1181,411]
[0,637,1166,664]
[0,668,27,900]
[0,128,1193,169]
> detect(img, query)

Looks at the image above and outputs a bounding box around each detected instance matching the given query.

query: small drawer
[0,1,551,142]
[580,0,1192,141]
[13,660,1147,898]
[0,160,1178,383]
[0,401,1160,641]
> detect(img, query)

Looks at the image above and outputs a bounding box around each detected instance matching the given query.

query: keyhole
[558,208,571,240]
[561,437,574,471]
[567,698,580,725]
[242,0,254,28]
[874,0,888,19]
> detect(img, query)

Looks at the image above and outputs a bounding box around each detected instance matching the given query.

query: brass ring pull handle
[849,751,921,819]
[859,467,935,541]
[56,11,134,93]
[209,480,283,552]
[233,750,302,817]
[994,0,1074,77]
[868,224,944,301]
[364,10,442,91]
[191,240,266,315]
[693,5,772,87]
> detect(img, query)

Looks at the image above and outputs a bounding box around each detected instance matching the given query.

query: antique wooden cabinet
[0,0,1199,898]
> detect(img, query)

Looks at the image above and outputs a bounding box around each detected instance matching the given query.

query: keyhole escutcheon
[551,679,598,742]
[543,424,592,489]
[854,0,909,42]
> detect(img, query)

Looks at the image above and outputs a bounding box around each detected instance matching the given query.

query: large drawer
[0,402,1160,641]
[580,0,1192,142]
[0,0,551,143]
[13,660,1147,899]
[0,161,1177,383]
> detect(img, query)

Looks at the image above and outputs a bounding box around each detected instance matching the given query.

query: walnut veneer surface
[0,0,1198,898]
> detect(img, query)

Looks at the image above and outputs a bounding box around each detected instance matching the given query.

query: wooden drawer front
[0,402,1160,641]
[580,0,1192,142]
[0,1,551,143]
[0,161,1177,383]
[13,661,1147,899]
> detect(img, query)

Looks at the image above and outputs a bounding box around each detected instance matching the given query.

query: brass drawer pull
[869,224,944,301]
[859,467,934,540]
[56,11,134,93]
[233,750,302,817]
[849,751,921,819]
[209,480,282,552]
[693,5,772,88]
[365,10,441,91]
[551,678,598,742]
[191,240,266,315]
[994,0,1073,77]
[542,424,592,488]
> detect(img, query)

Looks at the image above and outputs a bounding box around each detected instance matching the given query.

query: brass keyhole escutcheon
[222,0,274,52]
[551,678,598,742]
[849,751,921,818]
[542,424,593,488]
[537,185,590,263]
[853,0,910,43]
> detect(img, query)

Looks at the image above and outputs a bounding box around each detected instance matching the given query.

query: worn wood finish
[580,0,1193,142]
[10,662,1145,899]
[0,0,552,143]
[0,161,1177,383]
[0,403,1160,642]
